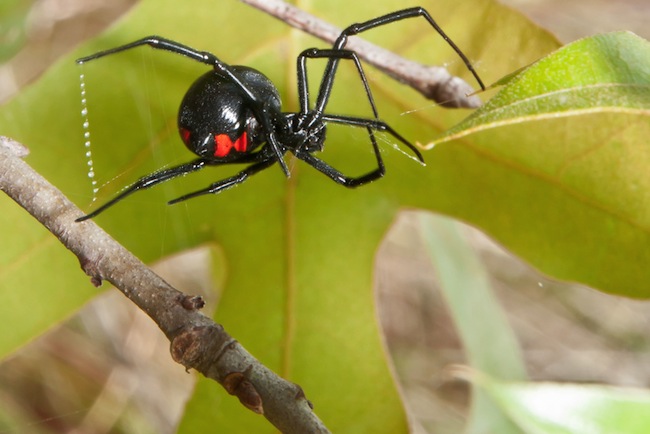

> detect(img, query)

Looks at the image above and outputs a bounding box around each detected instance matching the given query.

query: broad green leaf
[0,0,557,432]
[454,32,650,127]
[431,32,650,297]
[419,213,526,434]
[479,377,650,434]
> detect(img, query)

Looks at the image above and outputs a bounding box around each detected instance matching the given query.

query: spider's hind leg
[168,154,278,204]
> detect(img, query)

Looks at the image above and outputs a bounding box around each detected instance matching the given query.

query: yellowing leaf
[426,32,650,297]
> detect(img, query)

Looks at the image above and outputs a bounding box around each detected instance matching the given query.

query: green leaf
[479,377,650,434]
[419,213,526,434]
[0,0,557,432]
[430,32,650,298]
[441,32,650,135]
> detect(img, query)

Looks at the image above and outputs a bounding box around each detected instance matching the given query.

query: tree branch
[0,136,330,434]
[240,0,483,108]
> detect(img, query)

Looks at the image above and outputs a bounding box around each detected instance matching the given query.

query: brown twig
[240,0,483,108]
[0,136,330,434]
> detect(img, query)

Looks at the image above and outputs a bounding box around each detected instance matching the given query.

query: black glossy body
[75,7,484,221]
[178,66,280,161]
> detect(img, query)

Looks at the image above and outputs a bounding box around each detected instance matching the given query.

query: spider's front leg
[296,48,377,117]
[334,7,485,91]
[292,118,386,188]
[291,112,426,188]
[296,48,423,163]
[295,141,385,188]
[322,114,424,163]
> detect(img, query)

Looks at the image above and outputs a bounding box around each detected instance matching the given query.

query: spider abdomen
[178,65,281,161]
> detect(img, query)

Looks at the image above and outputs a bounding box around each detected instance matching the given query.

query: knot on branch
[170,325,226,372]
[176,294,206,311]
[224,367,264,414]
[79,254,105,287]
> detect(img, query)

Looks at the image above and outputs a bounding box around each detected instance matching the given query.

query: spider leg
[77,36,291,177]
[298,48,379,118]
[297,48,378,118]
[256,114,291,177]
[77,37,259,101]
[311,7,485,113]
[168,156,277,204]
[323,114,424,163]
[75,157,210,221]
[296,115,427,187]
[296,48,420,161]
[294,126,384,188]
[333,7,485,91]
[297,47,424,163]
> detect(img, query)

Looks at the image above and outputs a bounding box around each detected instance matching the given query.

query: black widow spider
[75,7,485,222]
